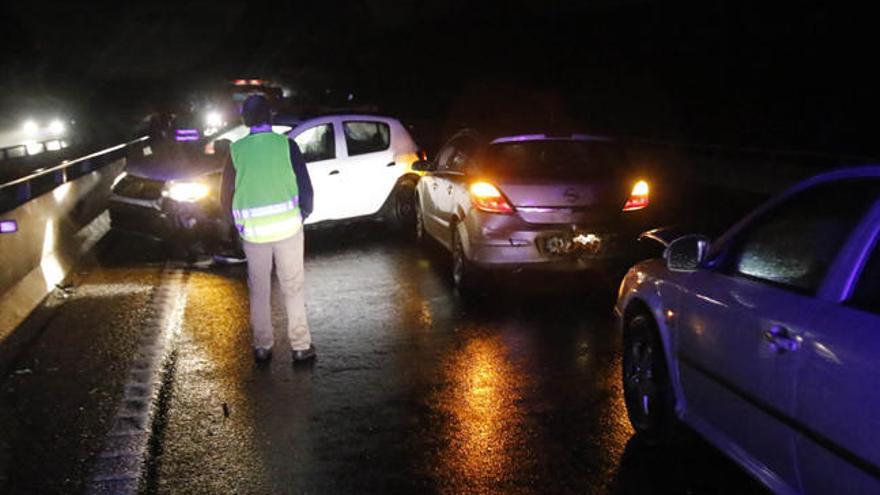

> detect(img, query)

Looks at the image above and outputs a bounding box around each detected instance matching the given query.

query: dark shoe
[291,345,317,363]
[254,347,273,364]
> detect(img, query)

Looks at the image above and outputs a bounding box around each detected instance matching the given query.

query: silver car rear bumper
[461,209,645,272]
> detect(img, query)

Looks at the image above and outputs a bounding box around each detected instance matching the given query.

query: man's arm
[220,154,235,220]
[289,140,314,219]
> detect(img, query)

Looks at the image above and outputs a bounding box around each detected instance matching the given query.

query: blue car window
[727,179,880,294]
[850,240,880,314]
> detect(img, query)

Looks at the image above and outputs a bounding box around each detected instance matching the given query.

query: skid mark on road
[85,266,188,494]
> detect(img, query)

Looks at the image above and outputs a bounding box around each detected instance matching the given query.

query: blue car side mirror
[664,234,711,272]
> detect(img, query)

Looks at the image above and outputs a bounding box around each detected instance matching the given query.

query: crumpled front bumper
[109,194,233,247]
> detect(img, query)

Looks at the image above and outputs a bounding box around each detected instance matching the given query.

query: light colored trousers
[242,229,311,351]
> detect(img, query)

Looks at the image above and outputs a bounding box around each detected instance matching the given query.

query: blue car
[615,166,880,494]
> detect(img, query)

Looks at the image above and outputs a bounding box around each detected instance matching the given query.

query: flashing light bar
[1,220,18,234]
[175,129,200,142]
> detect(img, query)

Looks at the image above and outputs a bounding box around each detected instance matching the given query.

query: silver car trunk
[495,178,626,225]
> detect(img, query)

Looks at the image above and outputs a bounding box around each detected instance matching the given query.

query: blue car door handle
[763,325,802,353]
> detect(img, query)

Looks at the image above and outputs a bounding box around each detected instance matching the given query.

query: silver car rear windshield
[481,140,625,179]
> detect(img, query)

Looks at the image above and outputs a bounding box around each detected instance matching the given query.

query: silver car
[413,131,656,290]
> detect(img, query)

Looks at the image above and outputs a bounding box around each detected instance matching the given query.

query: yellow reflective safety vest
[230,132,301,243]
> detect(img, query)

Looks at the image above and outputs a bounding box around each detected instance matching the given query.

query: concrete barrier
[0,142,143,352]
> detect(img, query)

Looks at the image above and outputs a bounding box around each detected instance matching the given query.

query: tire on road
[451,222,481,294]
[384,178,417,233]
[622,310,679,445]
[414,192,427,245]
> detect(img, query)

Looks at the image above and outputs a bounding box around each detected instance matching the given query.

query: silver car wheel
[415,200,425,243]
[452,229,465,287]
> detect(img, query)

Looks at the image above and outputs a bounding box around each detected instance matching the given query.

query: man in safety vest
[220,94,315,364]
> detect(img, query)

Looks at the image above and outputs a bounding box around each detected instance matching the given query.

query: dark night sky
[2,1,878,156]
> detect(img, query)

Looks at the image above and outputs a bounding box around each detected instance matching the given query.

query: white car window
[294,124,335,163]
[343,121,390,156]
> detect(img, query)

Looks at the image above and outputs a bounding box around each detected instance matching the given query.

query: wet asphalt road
[0,223,768,494]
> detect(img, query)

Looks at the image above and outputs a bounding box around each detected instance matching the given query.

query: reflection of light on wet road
[157,271,271,493]
[417,300,433,328]
[73,282,152,298]
[431,334,532,494]
[598,353,636,488]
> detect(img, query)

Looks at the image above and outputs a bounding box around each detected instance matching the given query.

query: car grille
[113,175,165,200]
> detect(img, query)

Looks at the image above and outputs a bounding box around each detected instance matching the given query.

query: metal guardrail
[0,138,72,162]
[0,136,148,214]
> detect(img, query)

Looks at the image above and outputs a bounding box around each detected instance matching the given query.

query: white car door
[794,194,880,494]
[336,119,398,218]
[290,120,344,224]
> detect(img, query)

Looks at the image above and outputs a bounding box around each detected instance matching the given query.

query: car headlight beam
[48,119,66,135]
[22,120,39,134]
[205,111,223,128]
[166,182,210,202]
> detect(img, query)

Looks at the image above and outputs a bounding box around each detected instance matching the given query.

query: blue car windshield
[479,140,626,179]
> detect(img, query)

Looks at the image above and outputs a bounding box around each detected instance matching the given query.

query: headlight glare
[205,111,223,128]
[22,120,39,134]
[48,119,66,135]
[166,182,210,202]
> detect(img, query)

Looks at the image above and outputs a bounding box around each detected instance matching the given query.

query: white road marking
[85,266,188,494]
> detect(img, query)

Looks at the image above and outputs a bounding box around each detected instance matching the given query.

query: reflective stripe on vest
[238,212,303,241]
[234,200,302,243]
[233,197,299,221]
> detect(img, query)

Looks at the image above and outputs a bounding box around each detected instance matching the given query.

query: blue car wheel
[623,311,677,444]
